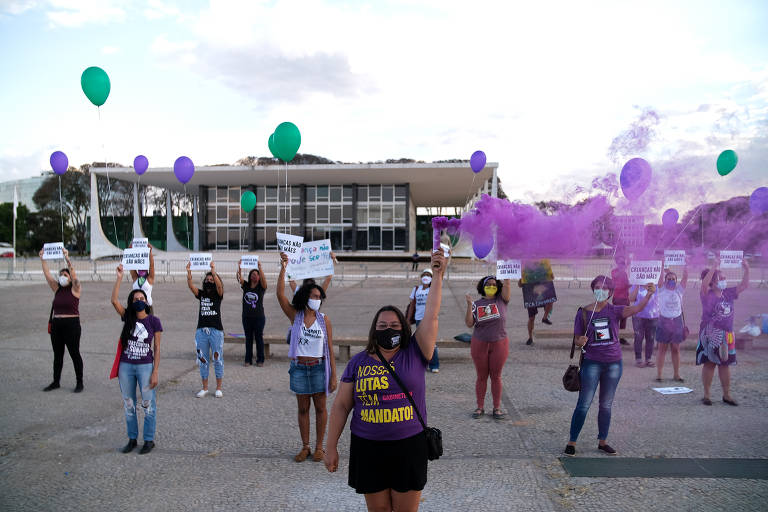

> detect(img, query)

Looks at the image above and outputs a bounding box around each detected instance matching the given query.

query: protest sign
[629,260,662,285]
[240,255,260,270]
[652,387,693,395]
[522,281,557,308]
[496,259,522,280]
[189,253,212,271]
[287,239,334,281]
[440,242,450,258]
[121,248,150,271]
[42,242,64,260]
[131,237,149,249]
[277,233,303,257]
[664,250,686,267]
[720,250,743,269]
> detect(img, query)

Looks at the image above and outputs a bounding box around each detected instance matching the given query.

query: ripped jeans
[195,328,224,380]
[118,362,156,441]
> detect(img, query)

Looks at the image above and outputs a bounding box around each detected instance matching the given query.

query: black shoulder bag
[562,308,588,392]
[374,346,443,460]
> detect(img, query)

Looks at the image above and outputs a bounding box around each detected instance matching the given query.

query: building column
[192,193,200,251]
[491,166,498,198]
[89,171,122,260]
[351,183,358,251]
[247,185,255,250]
[165,190,188,252]
[132,184,147,240]
[197,186,206,251]
[406,183,416,253]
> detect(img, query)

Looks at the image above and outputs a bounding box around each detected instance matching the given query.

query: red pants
[470,337,509,409]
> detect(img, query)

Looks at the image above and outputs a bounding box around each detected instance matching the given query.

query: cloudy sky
[1,0,766,212]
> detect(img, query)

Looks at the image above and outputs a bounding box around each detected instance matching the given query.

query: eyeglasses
[375,322,402,330]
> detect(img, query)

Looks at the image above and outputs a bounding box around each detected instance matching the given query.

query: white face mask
[421,276,432,285]
[716,280,727,290]
[593,289,610,302]
[307,298,322,311]
[58,275,70,287]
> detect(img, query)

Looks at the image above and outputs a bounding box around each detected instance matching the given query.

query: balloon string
[97,106,119,248]
[285,160,289,233]
[58,175,64,242]
[276,160,280,235]
[665,205,702,250]
[184,184,191,249]
[724,215,754,250]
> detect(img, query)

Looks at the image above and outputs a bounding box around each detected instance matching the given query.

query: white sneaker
[214,390,223,398]
[196,389,208,398]
[431,368,440,373]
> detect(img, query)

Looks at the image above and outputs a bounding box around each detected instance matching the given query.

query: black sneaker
[542,317,552,325]
[525,338,533,346]
[139,441,155,455]
[74,382,84,393]
[619,338,629,345]
[598,444,617,455]
[564,445,576,456]
[121,439,137,453]
[43,382,60,392]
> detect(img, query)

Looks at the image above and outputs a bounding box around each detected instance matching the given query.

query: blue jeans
[569,358,622,442]
[195,328,224,379]
[118,362,156,441]
[415,320,439,370]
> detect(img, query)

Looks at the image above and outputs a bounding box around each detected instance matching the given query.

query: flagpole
[12,185,17,273]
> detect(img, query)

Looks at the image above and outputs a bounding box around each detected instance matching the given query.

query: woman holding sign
[186,260,225,398]
[324,250,445,512]
[697,258,749,406]
[129,243,155,306]
[40,247,84,393]
[277,252,337,463]
[237,259,267,367]
[564,276,656,457]
[655,265,688,382]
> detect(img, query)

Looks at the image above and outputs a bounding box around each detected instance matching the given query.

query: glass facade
[201,184,409,251]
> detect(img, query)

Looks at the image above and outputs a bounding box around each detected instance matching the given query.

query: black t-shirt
[241,283,265,318]
[196,290,223,330]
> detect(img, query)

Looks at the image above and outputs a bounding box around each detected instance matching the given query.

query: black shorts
[527,307,539,318]
[348,431,427,494]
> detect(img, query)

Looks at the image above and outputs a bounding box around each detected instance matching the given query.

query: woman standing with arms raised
[236,260,267,367]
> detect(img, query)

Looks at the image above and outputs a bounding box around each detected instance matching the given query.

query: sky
[0,0,766,215]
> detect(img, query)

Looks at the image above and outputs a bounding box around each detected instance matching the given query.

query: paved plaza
[1,263,767,511]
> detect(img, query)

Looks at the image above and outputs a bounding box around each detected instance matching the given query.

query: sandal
[673,377,684,383]
[492,408,506,420]
[294,445,312,462]
[312,448,325,462]
[471,409,484,419]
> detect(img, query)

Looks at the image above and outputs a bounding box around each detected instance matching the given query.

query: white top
[296,317,325,358]
[409,285,431,321]
[132,279,154,306]
[657,284,684,319]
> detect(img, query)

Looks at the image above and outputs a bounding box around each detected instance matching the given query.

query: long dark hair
[120,289,152,348]
[365,305,412,354]
[292,283,326,311]
[476,276,503,297]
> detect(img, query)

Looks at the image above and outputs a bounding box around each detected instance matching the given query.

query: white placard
[240,255,260,270]
[121,248,150,271]
[189,253,212,271]
[629,260,662,285]
[131,237,149,249]
[664,250,686,267]
[42,242,64,260]
[652,387,693,395]
[287,239,334,281]
[277,232,304,256]
[720,250,743,269]
[440,242,450,258]
[496,259,522,280]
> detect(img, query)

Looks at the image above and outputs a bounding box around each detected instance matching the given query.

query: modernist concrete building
[89,162,499,259]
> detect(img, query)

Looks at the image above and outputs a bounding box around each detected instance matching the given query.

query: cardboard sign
[131,237,149,249]
[287,239,334,281]
[121,248,150,271]
[522,281,557,308]
[629,260,662,285]
[664,250,686,267]
[277,233,304,256]
[42,242,64,260]
[189,253,212,271]
[240,255,260,270]
[720,250,743,269]
[496,259,522,280]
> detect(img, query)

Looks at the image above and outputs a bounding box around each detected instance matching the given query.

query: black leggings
[50,317,83,384]
[242,315,266,364]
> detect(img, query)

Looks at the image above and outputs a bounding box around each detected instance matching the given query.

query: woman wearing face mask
[324,250,445,512]
[465,276,512,420]
[111,264,162,454]
[610,256,631,345]
[407,269,439,373]
[40,247,84,393]
[564,276,656,457]
[236,260,268,367]
[697,258,749,406]
[186,260,225,398]
[655,264,689,382]
[629,272,662,368]
[129,243,155,307]
[277,252,337,463]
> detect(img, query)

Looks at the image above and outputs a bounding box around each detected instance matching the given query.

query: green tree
[33,167,90,253]
[0,203,32,254]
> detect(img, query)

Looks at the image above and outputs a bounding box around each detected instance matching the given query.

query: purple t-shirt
[340,337,428,441]
[573,304,624,363]
[471,296,509,342]
[700,288,738,333]
[120,315,163,365]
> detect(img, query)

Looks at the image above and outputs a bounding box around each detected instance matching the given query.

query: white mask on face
[307,298,322,311]
[58,275,70,287]
[717,280,727,290]
[593,289,610,302]
[421,276,432,285]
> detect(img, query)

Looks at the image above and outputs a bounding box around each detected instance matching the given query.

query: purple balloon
[134,155,149,175]
[470,150,486,173]
[173,156,195,184]
[50,151,68,175]
[472,232,494,259]
[662,208,679,227]
[620,158,652,201]
[749,187,768,215]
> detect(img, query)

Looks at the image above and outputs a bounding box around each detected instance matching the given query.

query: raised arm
[700,259,717,296]
[628,285,639,303]
[39,249,58,292]
[321,275,332,292]
[258,260,267,291]
[276,252,297,322]
[63,248,80,298]
[500,278,512,302]
[236,263,245,286]
[464,293,475,328]
[186,262,199,297]
[415,250,446,360]
[681,265,689,289]
[111,264,126,317]
[736,259,750,294]
[623,283,656,318]
[324,380,354,473]
[148,246,155,284]
[211,261,223,297]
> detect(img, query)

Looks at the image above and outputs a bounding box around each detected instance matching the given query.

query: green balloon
[267,133,278,159]
[240,190,257,212]
[716,149,738,176]
[81,66,111,107]
[273,122,301,162]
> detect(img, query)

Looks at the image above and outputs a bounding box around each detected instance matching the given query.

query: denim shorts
[289,359,325,395]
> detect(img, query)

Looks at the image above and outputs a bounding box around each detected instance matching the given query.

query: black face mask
[203,282,216,293]
[375,328,401,350]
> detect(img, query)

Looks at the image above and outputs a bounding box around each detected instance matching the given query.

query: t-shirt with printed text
[120,315,163,365]
[409,285,430,322]
[196,291,223,330]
